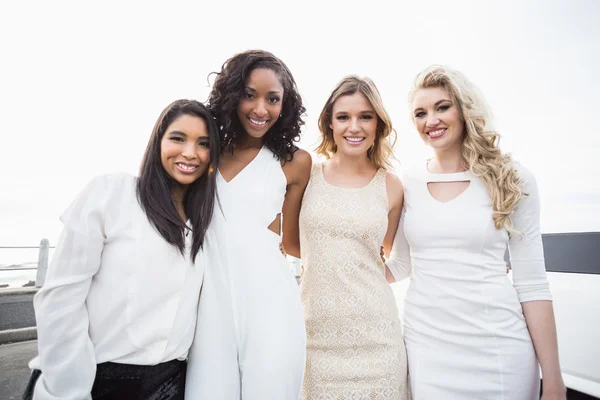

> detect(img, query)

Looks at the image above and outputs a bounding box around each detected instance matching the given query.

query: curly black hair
[207,49,306,162]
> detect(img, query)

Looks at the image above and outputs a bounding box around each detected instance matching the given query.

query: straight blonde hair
[316,76,396,170]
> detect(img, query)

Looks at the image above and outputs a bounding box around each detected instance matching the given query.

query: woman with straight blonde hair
[386,65,565,399]
[299,75,409,399]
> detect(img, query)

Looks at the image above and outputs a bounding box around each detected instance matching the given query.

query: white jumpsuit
[185,146,306,400]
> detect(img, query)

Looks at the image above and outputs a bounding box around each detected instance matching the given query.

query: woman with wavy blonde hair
[299,75,409,399]
[386,65,565,399]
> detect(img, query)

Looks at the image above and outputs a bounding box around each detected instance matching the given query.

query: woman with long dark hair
[185,50,311,399]
[25,99,220,400]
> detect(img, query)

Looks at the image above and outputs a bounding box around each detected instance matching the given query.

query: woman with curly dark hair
[185,50,311,399]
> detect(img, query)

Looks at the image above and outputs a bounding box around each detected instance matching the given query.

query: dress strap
[312,162,324,182]
[373,168,387,186]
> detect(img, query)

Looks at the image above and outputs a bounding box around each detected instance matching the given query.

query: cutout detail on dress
[427,181,470,203]
[267,213,282,236]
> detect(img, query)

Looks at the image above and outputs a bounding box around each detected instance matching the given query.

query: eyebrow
[333,111,377,116]
[167,130,210,138]
[413,99,452,112]
[334,110,375,115]
[245,87,282,94]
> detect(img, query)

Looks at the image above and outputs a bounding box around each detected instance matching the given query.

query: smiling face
[329,92,378,158]
[236,67,284,140]
[411,86,464,153]
[160,114,211,188]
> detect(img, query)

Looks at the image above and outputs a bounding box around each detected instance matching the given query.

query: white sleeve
[509,165,552,303]
[32,176,109,400]
[386,206,412,282]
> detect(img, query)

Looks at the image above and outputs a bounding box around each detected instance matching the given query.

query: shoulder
[283,149,312,183]
[508,162,542,224]
[289,149,312,169]
[61,173,135,223]
[102,172,136,186]
[510,162,541,213]
[385,171,403,193]
[94,173,136,196]
[513,162,537,188]
[77,173,127,194]
[397,162,424,186]
[82,173,136,203]
[510,162,539,201]
[385,171,404,209]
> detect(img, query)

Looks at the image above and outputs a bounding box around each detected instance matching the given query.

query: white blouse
[29,174,205,400]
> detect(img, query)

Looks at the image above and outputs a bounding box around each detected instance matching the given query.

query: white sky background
[0,0,599,249]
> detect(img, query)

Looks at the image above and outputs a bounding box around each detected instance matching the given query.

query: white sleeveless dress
[185,146,306,400]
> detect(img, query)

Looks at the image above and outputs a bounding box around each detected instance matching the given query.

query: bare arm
[522,301,565,398]
[382,173,403,283]
[281,149,312,258]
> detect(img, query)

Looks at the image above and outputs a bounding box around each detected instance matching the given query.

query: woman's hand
[541,379,567,400]
[279,242,287,256]
[540,388,566,400]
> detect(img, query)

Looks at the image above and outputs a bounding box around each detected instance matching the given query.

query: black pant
[23,359,186,400]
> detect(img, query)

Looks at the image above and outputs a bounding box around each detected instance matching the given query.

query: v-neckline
[218,145,265,184]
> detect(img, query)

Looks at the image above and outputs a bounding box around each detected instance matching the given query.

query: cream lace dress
[299,163,409,400]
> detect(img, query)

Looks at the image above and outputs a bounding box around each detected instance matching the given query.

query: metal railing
[0,239,54,287]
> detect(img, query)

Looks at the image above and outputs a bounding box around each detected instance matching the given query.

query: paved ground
[0,340,36,400]
[0,340,596,399]
[0,294,35,330]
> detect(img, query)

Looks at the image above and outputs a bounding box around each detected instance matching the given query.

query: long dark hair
[137,99,220,262]
[208,49,306,162]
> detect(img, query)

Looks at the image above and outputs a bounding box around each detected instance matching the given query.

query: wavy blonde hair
[316,75,396,170]
[409,65,523,233]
